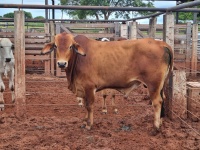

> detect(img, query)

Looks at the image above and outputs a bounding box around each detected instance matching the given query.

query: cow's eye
[0,46,3,48]
[69,45,73,50]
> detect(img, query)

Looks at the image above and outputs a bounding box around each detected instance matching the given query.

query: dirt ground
[0,73,200,150]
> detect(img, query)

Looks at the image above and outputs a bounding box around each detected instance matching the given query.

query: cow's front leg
[0,79,5,111]
[8,70,15,103]
[10,69,15,103]
[83,88,95,130]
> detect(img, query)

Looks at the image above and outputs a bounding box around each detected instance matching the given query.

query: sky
[0,0,177,24]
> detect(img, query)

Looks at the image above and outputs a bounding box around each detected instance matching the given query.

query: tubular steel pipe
[0,18,125,22]
[0,3,200,12]
[0,1,200,22]
[166,0,200,12]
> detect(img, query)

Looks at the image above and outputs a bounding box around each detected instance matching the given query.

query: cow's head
[41,32,86,68]
[0,38,14,63]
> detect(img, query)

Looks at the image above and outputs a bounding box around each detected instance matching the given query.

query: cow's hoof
[12,99,15,103]
[78,103,83,107]
[85,125,92,130]
[149,128,160,136]
[80,124,86,128]
[102,109,107,114]
[114,109,118,114]
[0,104,5,111]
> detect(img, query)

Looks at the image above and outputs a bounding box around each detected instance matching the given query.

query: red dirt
[0,74,199,150]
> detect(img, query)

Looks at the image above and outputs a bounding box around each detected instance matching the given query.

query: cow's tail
[161,46,173,117]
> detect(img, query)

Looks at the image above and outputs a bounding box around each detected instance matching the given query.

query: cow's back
[74,37,172,89]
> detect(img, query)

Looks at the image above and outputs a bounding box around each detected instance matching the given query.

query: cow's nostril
[57,62,67,68]
[5,58,11,62]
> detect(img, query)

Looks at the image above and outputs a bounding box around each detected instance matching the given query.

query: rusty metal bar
[0,3,200,12]
[0,18,125,22]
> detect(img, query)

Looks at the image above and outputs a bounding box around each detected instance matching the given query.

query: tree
[59,0,154,20]
[3,12,14,18]
[177,0,200,23]
[3,11,33,19]
[34,16,45,19]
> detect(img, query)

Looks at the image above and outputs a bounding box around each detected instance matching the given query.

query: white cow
[0,38,15,110]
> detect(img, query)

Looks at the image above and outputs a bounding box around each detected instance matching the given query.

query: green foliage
[34,16,45,19]
[177,0,200,23]
[59,0,154,20]
[3,11,33,19]
[3,12,14,18]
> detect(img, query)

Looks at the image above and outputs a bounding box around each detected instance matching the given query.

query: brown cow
[41,32,173,134]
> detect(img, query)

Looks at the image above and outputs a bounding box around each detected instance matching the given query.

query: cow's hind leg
[111,92,118,114]
[77,97,83,107]
[148,84,164,136]
[102,90,108,114]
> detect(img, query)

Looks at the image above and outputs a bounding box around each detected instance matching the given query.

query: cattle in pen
[80,37,118,114]
[78,37,128,114]
[0,38,15,111]
[41,32,173,135]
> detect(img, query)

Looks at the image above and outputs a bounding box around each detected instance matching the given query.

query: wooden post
[55,23,62,77]
[120,22,128,39]
[186,22,192,77]
[44,23,50,74]
[148,17,157,39]
[14,11,26,117]
[187,82,200,121]
[172,70,187,119]
[129,21,137,40]
[114,22,120,40]
[50,21,55,75]
[163,13,174,119]
[163,13,174,50]
[191,24,198,77]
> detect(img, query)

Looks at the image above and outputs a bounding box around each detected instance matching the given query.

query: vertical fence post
[148,17,157,39]
[120,22,128,39]
[191,24,198,77]
[55,23,61,77]
[44,23,50,74]
[129,21,137,40]
[50,21,55,75]
[114,22,120,40]
[14,11,26,117]
[186,22,192,77]
[163,13,174,119]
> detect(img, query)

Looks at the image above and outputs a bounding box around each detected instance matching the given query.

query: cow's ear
[41,42,55,55]
[74,43,86,56]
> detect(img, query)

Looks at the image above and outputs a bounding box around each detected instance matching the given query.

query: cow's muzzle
[5,58,11,62]
[57,61,67,68]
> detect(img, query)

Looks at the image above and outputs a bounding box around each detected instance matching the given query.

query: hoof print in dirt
[120,124,132,131]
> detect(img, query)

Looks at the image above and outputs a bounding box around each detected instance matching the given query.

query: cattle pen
[0,1,200,149]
